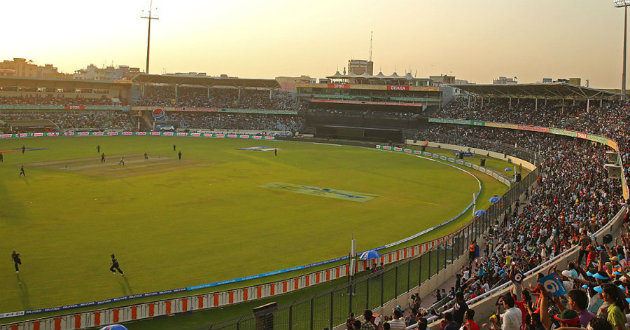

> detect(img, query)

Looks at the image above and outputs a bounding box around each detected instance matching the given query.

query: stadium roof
[133,74,280,89]
[452,83,621,100]
[326,71,414,80]
[0,76,130,88]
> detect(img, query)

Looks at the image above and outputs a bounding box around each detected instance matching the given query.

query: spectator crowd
[0,110,135,132]
[165,112,301,133]
[135,85,296,111]
[392,99,630,330]
[0,95,119,106]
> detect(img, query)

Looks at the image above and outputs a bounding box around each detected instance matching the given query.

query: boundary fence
[205,148,538,330]
[198,117,630,330]
[0,133,518,330]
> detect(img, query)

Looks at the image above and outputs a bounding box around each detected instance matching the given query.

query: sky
[1,0,627,88]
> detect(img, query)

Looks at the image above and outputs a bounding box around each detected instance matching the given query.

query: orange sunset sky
[2,0,627,88]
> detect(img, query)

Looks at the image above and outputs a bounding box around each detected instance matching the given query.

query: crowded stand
[303,107,418,119]
[135,85,295,110]
[0,95,119,106]
[393,99,630,330]
[0,110,135,132]
[165,111,301,133]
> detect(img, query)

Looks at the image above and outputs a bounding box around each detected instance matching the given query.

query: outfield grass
[0,136,483,314]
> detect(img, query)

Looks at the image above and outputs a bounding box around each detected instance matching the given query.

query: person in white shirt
[483,294,522,330]
[388,309,406,330]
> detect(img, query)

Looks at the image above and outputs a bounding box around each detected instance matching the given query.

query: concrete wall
[405,140,536,172]
[427,205,627,329]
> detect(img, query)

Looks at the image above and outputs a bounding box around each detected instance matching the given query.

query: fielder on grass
[110,254,124,275]
[12,251,21,273]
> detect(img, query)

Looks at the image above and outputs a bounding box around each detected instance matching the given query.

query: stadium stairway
[138,111,154,131]
[408,182,536,316]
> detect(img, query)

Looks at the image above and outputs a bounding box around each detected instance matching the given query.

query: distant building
[168,72,208,77]
[73,64,141,81]
[0,58,70,79]
[275,76,311,92]
[541,77,581,85]
[430,75,455,86]
[348,59,374,76]
[493,76,517,85]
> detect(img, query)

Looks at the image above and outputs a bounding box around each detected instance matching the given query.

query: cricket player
[109,254,124,275]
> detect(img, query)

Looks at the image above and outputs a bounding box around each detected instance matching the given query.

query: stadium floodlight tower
[141,0,159,74]
[614,0,630,100]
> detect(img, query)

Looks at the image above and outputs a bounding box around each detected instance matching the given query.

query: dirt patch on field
[27,154,144,167]
[106,161,216,178]
[60,157,171,171]
[25,155,214,178]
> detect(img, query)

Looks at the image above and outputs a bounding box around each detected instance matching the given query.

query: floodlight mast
[141,0,159,74]
[614,0,630,100]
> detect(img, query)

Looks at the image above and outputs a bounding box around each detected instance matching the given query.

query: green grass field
[0,136,487,314]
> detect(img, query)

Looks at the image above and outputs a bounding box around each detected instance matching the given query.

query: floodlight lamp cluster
[614,0,630,8]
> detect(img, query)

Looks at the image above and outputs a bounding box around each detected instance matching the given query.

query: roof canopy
[0,76,129,89]
[452,83,620,100]
[133,74,280,89]
[326,72,411,80]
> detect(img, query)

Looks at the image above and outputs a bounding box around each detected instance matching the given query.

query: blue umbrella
[100,325,128,330]
[488,196,500,203]
[504,167,513,171]
[359,250,381,260]
[474,210,486,217]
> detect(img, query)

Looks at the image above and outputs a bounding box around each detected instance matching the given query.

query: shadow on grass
[17,273,31,310]
[120,276,134,296]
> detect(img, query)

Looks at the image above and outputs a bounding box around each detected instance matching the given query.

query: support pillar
[587,98,590,113]
[535,98,538,111]
[253,302,278,330]
[238,88,242,103]
[468,95,471,107]
[509,97,512,110]
[545,98,548,106]
[175,84,178,103]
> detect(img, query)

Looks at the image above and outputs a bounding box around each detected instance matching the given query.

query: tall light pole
[141,0,159,74]
[614,0,630,100]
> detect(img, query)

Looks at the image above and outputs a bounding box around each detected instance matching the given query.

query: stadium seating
[405,100,630,329]
[135,85,295,110]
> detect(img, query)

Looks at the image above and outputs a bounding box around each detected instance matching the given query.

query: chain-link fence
[206,142,539,330]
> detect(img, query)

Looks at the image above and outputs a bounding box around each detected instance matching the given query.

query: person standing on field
[97,145,100,153]
[110,254,124,275]
[101,153,105,163]
[22,145,25,154]
[173,144,176,151]
[19,165,25,177]
[178,151,182,160]
[0,152,3,162]
[12,251,21,273]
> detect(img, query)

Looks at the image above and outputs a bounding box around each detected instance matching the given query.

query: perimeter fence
[205,138,539,330]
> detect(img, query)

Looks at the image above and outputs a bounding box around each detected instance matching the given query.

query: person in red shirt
[462,309,479,330]
[513,290,531,328]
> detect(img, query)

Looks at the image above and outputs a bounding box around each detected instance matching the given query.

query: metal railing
[205,142,538,330]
